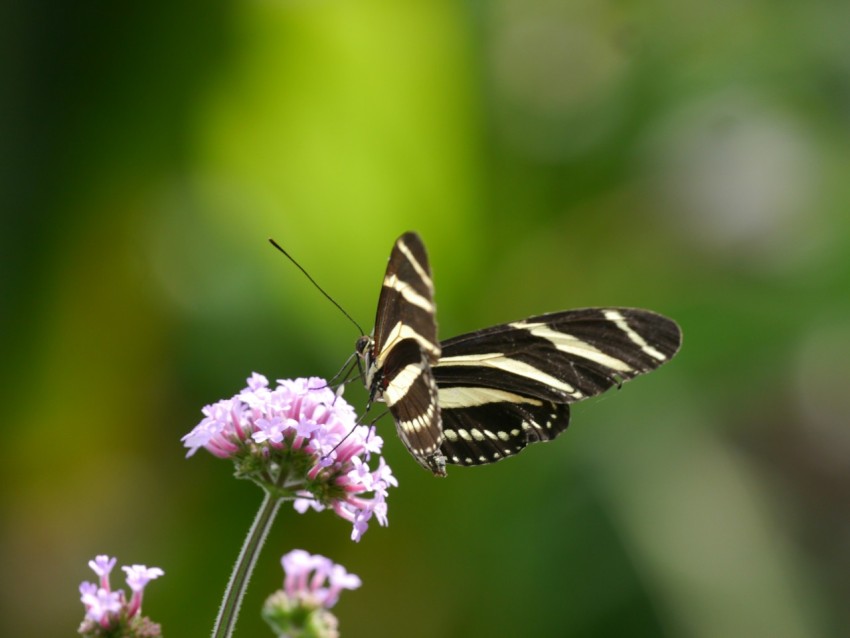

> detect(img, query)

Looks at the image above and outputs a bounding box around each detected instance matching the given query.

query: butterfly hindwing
[438,398,571,466]
[378,338,444,473]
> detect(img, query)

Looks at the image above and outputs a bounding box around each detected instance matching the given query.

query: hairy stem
[211,490,282,638]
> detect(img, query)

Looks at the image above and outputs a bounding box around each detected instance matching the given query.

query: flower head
[263,550,361,637]
[183,374,397,541]
[78,555,164,637]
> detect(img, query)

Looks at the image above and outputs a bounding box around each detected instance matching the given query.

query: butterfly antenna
[268,238,366,335]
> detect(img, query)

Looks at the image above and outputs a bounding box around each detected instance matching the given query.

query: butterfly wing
[433,308,682,466]
[363,232,446,475]
[372,232,440,366]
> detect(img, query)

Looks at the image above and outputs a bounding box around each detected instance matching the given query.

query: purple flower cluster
[281,549,361,609]
[262,550,361,637]
[183,373,397,541]
[79,555,163,633]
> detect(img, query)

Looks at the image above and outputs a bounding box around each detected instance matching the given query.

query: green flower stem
[211,489,283,638]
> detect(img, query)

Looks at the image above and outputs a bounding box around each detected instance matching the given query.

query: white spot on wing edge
[396,405,436,436]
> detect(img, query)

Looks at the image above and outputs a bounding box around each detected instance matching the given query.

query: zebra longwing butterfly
[356,232,682,476]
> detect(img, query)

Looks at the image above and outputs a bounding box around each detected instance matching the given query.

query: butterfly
[355,232,682,476]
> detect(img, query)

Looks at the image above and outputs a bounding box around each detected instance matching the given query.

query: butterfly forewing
[372,232,440,367]
[359,232,446,475]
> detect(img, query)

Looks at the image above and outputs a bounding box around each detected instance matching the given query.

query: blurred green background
[3,1,849,636]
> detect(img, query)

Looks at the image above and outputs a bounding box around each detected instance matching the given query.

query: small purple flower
[325,563,362,608]
[88,555,117,589]
[122,565,164,592]
[252,416,289,444]
[347,456,374,490]
[282,549,325,596]
[183,374,397,541]
[122,565,165,617]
